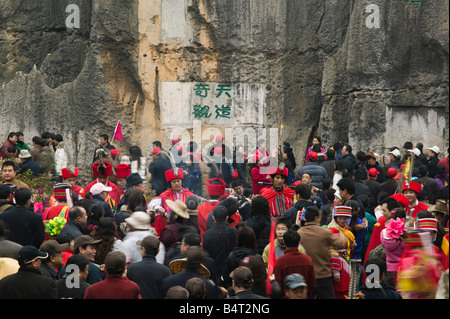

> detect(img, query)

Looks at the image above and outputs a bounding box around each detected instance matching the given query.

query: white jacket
[55,143,68,176]
[115,230,165,264]
[130,157,147,181]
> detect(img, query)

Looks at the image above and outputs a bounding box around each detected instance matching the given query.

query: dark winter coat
[0,206,45,248]
[0,267,57,299]
[19,158,41,177]
[244,217,272,255]
[343,153,358,177]
[284,199,314,226]
[222,247,261,288]
[427,156,440,178]
[321,159,336,182]
[126,254,173,299]
[380,178,399,196]
[297,162,329,188]
[148,155,172,195]
[202,221,237,275]
[356,282,403,299]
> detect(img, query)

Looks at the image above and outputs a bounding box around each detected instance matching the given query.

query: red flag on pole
[113,121,123,142]
[266,219,277,296]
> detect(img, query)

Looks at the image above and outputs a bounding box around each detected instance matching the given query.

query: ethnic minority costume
[260,165,295,218]
[441,233,449,270]
[402,181,429,219]
[327,206,356,299]
[149,168,194,236]
[198,178,226,240]
[81,162,118,214]
[62,167,83,198]
[42,183,73,239]
[363,193,409,267]
[108,164,131,206]
[397,219,444,299]
[49,168,82,207]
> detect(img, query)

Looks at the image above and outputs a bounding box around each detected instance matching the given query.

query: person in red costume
[397,217,444,299]
[198,178,227,240]
[81,162,118,198]
[108,163,131,206]
[326,206,356,299]
[402,181,429,219]
[61,167,82,199]
[251,154,271,195]
[413,213,442,258]
[148,168,195,236]
[260,164,295,218]
[42,183,73,222]
[81,161,118,214]
[363,195,407,273]
[48,167,82,208]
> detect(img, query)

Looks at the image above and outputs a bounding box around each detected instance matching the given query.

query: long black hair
[344,200,360,233]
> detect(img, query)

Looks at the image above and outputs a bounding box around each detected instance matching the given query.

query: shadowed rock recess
[0,0,448,182]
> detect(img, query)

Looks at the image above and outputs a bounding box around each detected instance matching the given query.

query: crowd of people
[0,131,448,300]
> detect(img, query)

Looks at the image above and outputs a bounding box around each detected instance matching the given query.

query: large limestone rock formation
[0,0,448,182]
[320,0,449,154]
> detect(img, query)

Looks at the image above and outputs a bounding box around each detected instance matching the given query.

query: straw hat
[165,200,190,219]
[428,199,447,215]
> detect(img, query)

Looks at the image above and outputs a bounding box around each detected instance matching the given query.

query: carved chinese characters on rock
[192,84,233,124]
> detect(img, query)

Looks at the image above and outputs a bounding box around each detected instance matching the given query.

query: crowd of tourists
[0,131,448,300]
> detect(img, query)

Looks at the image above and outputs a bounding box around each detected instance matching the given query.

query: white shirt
[115,230,165,265]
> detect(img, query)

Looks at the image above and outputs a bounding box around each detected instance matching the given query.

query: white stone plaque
[160,82,266,128]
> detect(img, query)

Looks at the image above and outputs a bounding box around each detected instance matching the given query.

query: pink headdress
[385,217,406,241]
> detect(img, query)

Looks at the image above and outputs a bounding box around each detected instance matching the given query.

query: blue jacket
[91,197,114,218]
[297,162,329,188]
[179,163,202,196]
[126,254,172,299]
[19,159,41,177]
[59,220,84,239]
[0,206,45,248]
[347,217,368,260]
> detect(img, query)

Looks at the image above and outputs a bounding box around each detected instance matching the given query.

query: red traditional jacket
[198,201,220,240]
[151,188,195,236]
[251,166,270,195]
[261,186,295,217]
[109,187,125,208]
[42,205,69,221]
[327,224,355,295]
[406,201,429,219]
[81,179,118,198]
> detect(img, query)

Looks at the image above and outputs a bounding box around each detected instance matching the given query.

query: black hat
[136,236,160,251]
[126,173,145,188]
[104,251,127,273]
[18,246,48,265]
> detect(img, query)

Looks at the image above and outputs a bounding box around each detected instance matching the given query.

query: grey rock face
[0,0,448,183]
[320,0,449,154]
